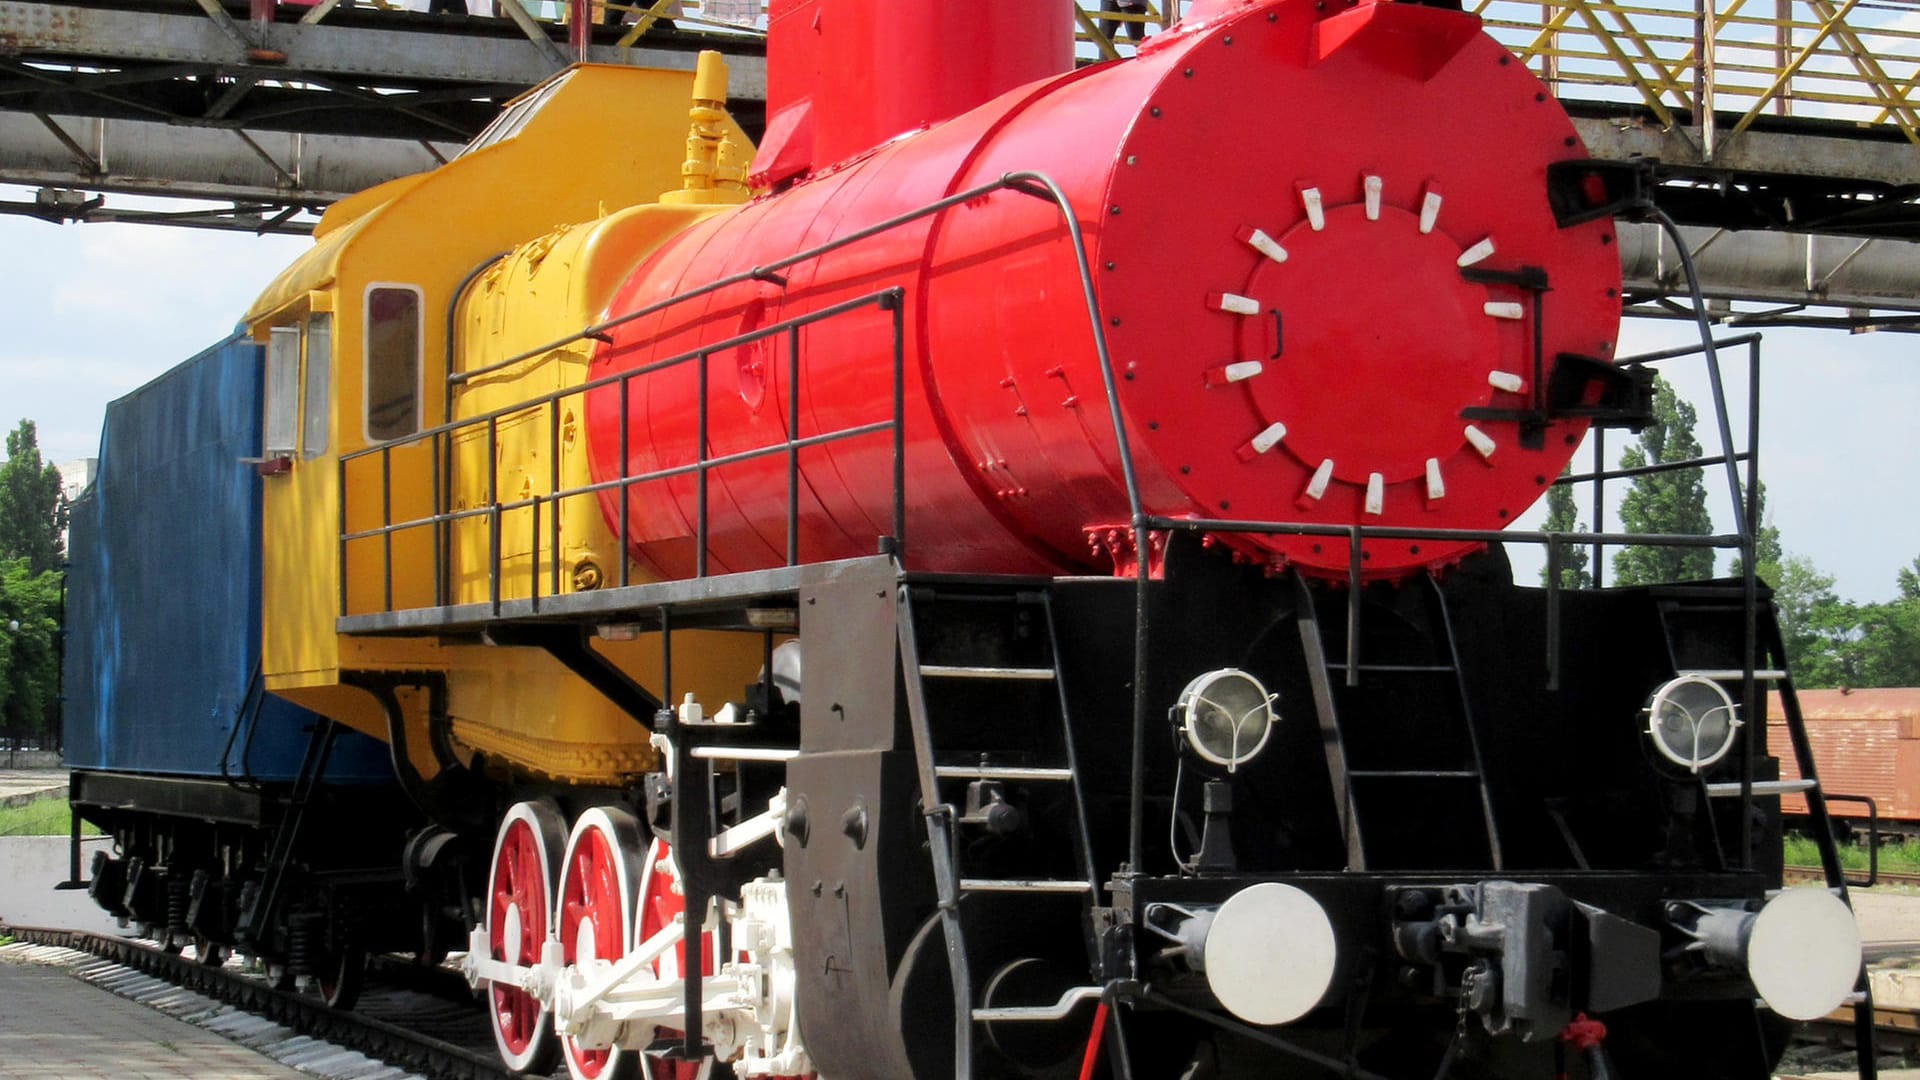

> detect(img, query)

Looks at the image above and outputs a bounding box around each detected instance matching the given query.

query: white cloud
[0,195,308,464]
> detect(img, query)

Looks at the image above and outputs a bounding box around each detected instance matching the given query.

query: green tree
[1854,557,1920,688]
[0,420,65,575]
[0,557,61,737]
[1612,378,1715,585]
[1539,467,1592,589]
[1771,555,1862,688]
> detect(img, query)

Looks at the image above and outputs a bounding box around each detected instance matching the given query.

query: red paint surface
[760,0,1074,182]
[585,0,1620,581]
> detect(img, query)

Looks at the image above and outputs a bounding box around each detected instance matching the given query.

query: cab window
[301,313,332,459]
[264,326,300,457]
[365,285,422,442]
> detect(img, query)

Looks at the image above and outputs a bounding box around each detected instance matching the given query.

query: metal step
[920,665,1057,681]
[688,746,800,762]
[1680,668,1790,682]
[1347,769,1482,779]
[972,985,1103,1023]
[935,765,1073,782]
[959,879,1093,894]
[1705,778,1817,797]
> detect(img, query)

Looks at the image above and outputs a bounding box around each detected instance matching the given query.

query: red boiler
[584,0,1622,582]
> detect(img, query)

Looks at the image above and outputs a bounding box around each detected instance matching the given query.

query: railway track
[1792,999,1920,1073]
[6,915,1907,1080]
[0,924,515,1080]
[1782,864,1920,888]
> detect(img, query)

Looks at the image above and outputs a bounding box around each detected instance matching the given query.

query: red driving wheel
[560,807,646,1080]
[636,838,717,1080]
[487,800,566,1075]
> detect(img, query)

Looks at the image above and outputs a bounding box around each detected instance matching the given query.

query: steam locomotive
[64,0,1870,1077]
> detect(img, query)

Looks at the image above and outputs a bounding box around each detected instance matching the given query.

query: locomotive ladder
[896,583,1102,1079]
[1295,572,1504,872]
[1654,593,1879,1076]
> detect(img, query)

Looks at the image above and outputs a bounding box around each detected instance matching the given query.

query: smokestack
[754,0,1074,188]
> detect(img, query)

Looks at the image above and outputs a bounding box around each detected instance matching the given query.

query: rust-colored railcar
[1776,688,1920,827]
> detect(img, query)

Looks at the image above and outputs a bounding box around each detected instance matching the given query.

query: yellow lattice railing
[1070,0,1920,150]
[1472,0,1920,149]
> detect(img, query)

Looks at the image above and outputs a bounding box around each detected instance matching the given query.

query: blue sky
[0,201,1913,603]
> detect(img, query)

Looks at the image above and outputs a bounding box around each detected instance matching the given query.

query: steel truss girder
[0,1,767,94]
[1618,220,1920,318]
[0,195,316,233]
[1573,115,1920,191]
[0,109,450,205]
[0,60,509,142]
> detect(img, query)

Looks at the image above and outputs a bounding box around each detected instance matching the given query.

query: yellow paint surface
[245,61,763,785]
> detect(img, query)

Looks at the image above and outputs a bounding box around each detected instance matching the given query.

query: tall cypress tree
[0,420,65,575]
[1612,378,1715,586]
[0,419,68,740]
[1539,467,1592,589]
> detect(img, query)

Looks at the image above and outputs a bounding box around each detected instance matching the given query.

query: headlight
[1175,668,1276,772]
[1642,674,1742,773]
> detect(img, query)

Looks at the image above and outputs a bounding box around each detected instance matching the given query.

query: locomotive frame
[319,169,1871,1077]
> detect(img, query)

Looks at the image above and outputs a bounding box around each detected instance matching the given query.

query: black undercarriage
[72,537,1847,1078]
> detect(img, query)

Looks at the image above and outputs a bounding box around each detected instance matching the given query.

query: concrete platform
[0,836,123,934]
[1850,888,1920,1011]
[0,767,68,808]
[0,943,424,1080]
[0,953,306,1079]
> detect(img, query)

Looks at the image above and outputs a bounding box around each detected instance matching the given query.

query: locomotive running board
[336,555,894,636]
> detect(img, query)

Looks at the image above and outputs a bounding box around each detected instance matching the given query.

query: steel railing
[337,288,906,617]
[336,170,1123,619]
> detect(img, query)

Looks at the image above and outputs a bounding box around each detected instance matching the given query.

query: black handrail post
[660,604,673,709]
[381,446,394,613]
[1544,538,1563,692]
[531,496,542,611]
[1738,338,1764,867]
[550,397,562,598]
[787,324,801,566]
[431,433,445,608]
[1590,426,1605,588]
[1128,521,1149,883]
[488,416,500,616]
[696,350,710,579]
[619,375,632,588]
[890,287,907,557]
[336,457,348,617]
[1346,528,1362,689]
[992,172,1143,890]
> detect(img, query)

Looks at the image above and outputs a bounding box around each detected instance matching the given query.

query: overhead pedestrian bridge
[0,0,1914,321]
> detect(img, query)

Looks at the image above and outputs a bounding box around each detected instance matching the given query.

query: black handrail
[339,287,905,616]
[339,169,1127,620]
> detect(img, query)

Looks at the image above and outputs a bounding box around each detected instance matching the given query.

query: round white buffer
[1203,882,1339,1026]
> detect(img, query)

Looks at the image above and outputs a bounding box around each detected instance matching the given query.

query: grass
[0,794,100,838]
[1785,833,1920,874]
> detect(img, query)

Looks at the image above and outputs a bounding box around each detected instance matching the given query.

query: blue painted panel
[62,332,392,783]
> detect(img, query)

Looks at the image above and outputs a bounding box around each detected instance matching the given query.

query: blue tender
[62,331,392,782]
